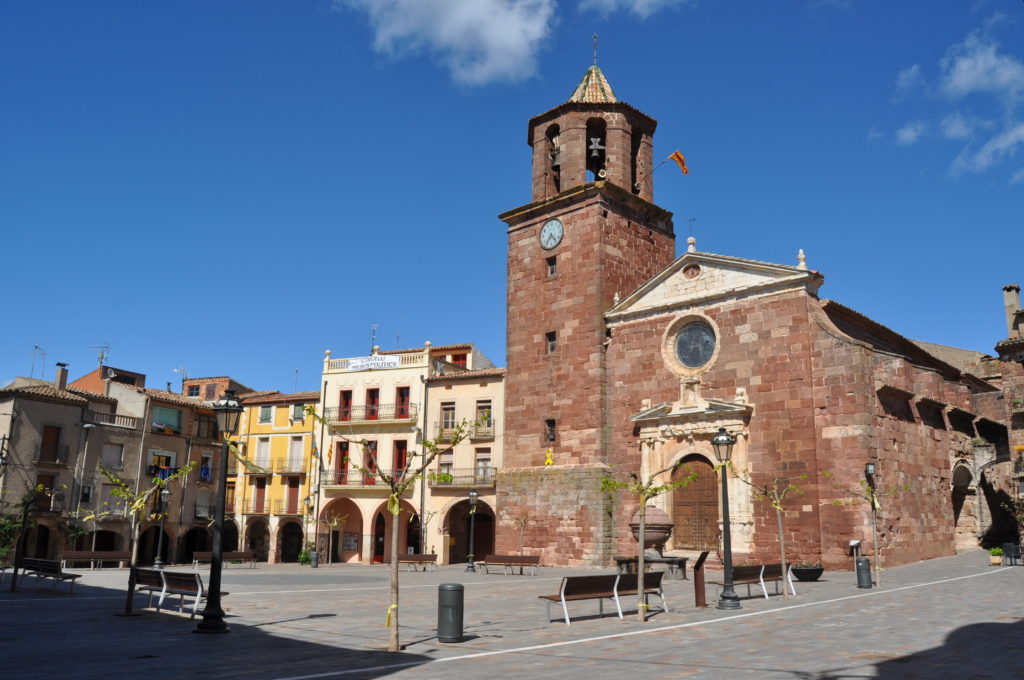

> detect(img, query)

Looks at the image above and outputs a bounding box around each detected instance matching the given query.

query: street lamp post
[465,488,479,572]
[865,462,878,585]
[712,427,741,611]
[195,390,243,634]
[153,487,171,570]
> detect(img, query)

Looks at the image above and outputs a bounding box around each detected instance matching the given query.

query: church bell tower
[496,65,677,566]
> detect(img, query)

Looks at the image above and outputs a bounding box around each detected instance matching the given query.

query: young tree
[600,462,696,622]
[504,511,534,556]
[822,469,907,586]
[83,462,196,615]
[305,406,473,652]
[729,466,808,600]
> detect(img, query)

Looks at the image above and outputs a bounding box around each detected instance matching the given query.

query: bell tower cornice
[498,180,673,233]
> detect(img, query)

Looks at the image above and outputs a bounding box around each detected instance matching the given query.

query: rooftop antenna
[687,217,696,238]
[396,333,400,350]
[173,366,188,393]
[30,345,44,380]
[294,368,300,392]
[371,323,378,353]
[88,343,111,367]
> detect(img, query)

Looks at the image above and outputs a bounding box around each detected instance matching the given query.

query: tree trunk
[123,517,141,615]
[870,506,880,586]
[388,508,401,652]
[519,524,525,556]
[775,506,788,601]
[637,501,647,623]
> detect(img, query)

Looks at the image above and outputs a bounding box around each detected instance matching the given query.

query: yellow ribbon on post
[387,493,400,516]
[385,604,398,627]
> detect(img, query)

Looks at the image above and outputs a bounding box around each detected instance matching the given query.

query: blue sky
[2,0,1022,392]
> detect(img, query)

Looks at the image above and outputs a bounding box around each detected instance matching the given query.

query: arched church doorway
[952,463,979,551]
[446,500,495,564]
[672,454,719,551]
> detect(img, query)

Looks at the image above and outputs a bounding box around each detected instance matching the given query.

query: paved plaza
[0,551,1021,679]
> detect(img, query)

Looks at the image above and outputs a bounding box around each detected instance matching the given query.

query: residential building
[315,342,502,565]
[228,390,319,563]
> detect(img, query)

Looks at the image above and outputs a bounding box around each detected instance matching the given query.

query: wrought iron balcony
[244,459,273,475]
[242,499,269,514]
[273,500,304,515]
[323,469,399,488]
[275,457,306,474]
[325,404,418,426]
[470,420,496,440]
[427,468,496,489]
[34,491,65,512]
[86,410,139,429]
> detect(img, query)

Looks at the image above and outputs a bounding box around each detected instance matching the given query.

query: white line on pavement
[272,567,1014,680]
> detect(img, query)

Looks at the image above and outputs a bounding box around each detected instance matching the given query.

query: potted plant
[791,561,825,582]
[989,547,1004,566]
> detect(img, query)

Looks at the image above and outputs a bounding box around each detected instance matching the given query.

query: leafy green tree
[729,466,808,600]
[600,463,696,622]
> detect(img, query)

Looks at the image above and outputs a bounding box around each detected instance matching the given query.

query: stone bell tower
[496,65,677,566]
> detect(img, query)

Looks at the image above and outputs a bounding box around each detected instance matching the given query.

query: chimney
[1004,284,1021,338]
[54,362,69,391]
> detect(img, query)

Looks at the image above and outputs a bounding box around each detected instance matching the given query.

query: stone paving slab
[0,552,1020,679]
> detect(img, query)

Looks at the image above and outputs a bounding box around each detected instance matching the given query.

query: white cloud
[951,121,1024,174]
[336,0,556,85]
[896,121,927,146]
[941,112,973,140]
[940,31,1024,103]
[896,64,924,94]
[1010,167,1024,184]
[578,0,694,19]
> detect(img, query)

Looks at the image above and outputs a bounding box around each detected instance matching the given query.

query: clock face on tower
[539,218,564,250]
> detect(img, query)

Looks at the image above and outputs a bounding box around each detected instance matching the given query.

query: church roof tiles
[568,65,617,103]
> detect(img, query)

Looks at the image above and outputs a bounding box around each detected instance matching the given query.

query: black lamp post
[196,389,243,634]
[712,427,740,610]
[865,461,878,585]
[153,487,171,570]
[465,488,479,572]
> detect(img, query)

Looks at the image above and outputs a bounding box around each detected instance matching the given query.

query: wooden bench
[19,558,83,593]
[61,550,132,570]
[614,555,689,580]
[397,554,437,571]
[539,571,668,625]
[192,551,256,569]
[707,563,796,600]
[480,554,541,575]
[135,568,228,619]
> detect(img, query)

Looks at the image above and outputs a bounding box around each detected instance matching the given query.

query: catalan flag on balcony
[669,150,689,174]
[311,436,320,460]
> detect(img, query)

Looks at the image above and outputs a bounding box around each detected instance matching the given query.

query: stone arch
[223,520,239,553]
[670,453,720,551]
[138,524,174,565]
[245,517,270,562]
[320,497,363,563]
[444,499,496,565]
[277,520,305,563]
[369,499,417,563]
[952,461,979,550]
[180,525,210,565]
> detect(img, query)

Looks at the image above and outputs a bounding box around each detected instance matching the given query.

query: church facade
[494,66,1019,569]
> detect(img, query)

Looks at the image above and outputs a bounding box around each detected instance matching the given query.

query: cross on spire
[593,33,598,66]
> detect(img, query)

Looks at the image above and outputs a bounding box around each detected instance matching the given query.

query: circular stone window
[661,314,720,376]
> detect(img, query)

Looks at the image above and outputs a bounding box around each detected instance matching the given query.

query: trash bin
[309,551,319,569]
[855,557,872,588]
[437,583,464,642]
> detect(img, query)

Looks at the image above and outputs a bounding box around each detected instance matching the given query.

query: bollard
[855,557,872,588]
[437,583,464,642]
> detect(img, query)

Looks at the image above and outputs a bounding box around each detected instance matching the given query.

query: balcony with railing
[470,420,496,440]
[325,404,418,426]
[273,499,304,515]
[426,468,496,489]
[325,352,428,373]
[244,459,273,475]
[86,410,139,429]
[323,469,398,489]
[275,457,306,474]
[34,491,65,512]
[34,445,70,466]
[242,499,269,514]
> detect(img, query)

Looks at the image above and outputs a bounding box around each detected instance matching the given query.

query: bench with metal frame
[396,554,437,571]
[60,550,132,570]
[192,551,256,569]
[707,563,796,600]
[480,554,541,575]
[539,571,668,625]
[19,558,82,593]
[135,568,227,619]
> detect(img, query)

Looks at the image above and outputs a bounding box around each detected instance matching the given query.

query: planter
[990,555,1003,566]
[628,506,673,555]
[791,566,825,582]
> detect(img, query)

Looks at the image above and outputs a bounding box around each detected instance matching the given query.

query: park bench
[19,558,83,593]
[707,563,796,600]
[397,554,437,571]
[61,550,132,569]
[192,551,256,569]
[135,568,227,619]
[539,571,668,625]
[614,555,689,580]
[480,554,541,575]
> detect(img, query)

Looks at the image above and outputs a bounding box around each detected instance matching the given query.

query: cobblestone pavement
[0,551,1020,680]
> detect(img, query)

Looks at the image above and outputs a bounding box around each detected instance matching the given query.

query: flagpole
[633,156,673,192]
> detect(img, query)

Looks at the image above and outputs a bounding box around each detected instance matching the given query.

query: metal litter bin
[437,583,464,642]
[855,557,872,588]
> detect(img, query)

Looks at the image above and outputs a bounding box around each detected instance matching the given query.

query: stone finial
[325,349,331,356]
[735,387,748,405]
[613,291,620,305]
[687,236,697,253]
[797,249,807,270]
[424,341,432,348]
[372,345,380,354]
[641,398,651,409]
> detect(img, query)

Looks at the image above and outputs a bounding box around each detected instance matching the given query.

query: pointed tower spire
[568,65,618,104]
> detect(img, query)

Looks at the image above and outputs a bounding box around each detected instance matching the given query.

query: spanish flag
[669,150,689,174]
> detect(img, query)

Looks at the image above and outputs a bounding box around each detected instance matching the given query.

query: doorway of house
[373,513,386,563]
[280,523,304,562]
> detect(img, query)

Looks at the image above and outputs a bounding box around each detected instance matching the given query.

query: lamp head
[865,462,876,477]
[468,488,479,505]
[160,488,171,503]
[711,427,736,463]
[214,389,243,435]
